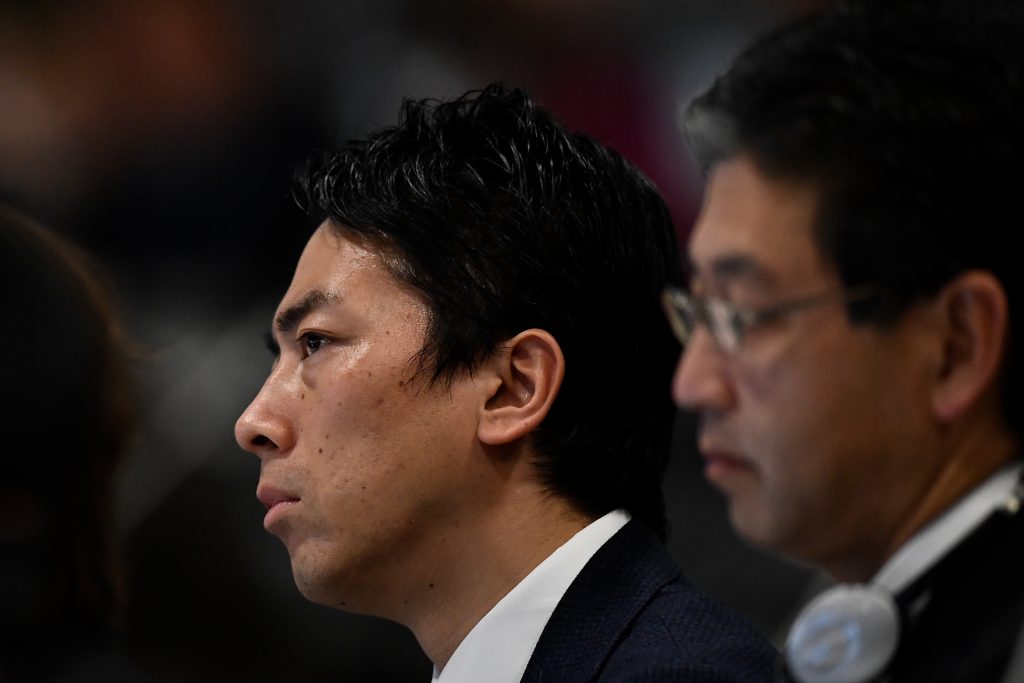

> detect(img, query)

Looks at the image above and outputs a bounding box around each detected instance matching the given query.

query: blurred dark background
[1,0,826,680]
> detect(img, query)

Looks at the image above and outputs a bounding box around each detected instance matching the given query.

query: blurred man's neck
[832,412,1018,584]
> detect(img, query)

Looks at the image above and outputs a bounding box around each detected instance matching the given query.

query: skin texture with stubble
[235,224,495,615]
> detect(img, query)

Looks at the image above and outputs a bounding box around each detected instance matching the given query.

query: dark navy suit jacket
[521,521,776,683]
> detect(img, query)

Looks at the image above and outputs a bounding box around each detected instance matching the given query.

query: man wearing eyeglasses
[665,1,1024,682]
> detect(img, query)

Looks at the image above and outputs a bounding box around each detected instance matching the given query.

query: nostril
[252,434,275,448]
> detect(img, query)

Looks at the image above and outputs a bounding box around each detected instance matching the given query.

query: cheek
[739,346,913,499]
[305,384,454,502]
[732,351,819,457]
[316,362,403,432]
[731,349,866,493]
[736,329,885,437]
[292,392,398,512]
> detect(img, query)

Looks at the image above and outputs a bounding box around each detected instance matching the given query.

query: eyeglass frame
[660,284,879,353]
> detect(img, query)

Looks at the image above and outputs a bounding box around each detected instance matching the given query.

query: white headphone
[784,583,900,683]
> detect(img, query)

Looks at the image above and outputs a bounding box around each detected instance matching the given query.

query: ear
[477,329,565,446]
[931,271,1009,423]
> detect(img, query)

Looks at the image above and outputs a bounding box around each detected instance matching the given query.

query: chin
[291,557,377,615]
[732,509,820,567]
[292,572,323,602]
[728,501,781,549]
[293,574,351,612]
[290,554,339,602]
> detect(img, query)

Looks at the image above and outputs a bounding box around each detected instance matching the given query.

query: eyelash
[298,332,332,358]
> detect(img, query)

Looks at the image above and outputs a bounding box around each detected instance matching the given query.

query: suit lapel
[520,521,680,683]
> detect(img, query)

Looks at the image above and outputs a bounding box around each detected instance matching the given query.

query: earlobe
[931,271,1008,423]
[477,329,565,446]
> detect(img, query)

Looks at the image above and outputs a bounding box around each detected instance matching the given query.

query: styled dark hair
[0,203,134,673]
[683,0,1024,435]
[294,84,681,538]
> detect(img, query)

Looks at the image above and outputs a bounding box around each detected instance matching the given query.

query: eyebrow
[685,252,773,289]
[264,290,339,357]
[272,289,339,336]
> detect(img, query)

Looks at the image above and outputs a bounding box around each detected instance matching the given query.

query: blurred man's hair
[683,0,1024,434]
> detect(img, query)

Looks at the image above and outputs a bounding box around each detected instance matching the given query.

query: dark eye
[298,332,331,358]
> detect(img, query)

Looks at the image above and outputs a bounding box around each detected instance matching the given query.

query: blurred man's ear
[477,329,564,446]
[930,270,1009,423]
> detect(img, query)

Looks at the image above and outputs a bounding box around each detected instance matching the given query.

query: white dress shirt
[873,461,1023,594]
[431,509,631,683]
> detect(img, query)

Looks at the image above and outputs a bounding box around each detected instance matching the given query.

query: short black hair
[683,0,1024,436]
[294,84,682,539]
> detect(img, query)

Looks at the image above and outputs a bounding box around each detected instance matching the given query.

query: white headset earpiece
[783,471,1024,683]
[785,583,900,683]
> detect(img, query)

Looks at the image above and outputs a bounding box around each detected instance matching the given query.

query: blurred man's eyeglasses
[661,285,878,353]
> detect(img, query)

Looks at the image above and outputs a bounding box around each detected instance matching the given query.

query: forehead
[279,222,409,315]
[286,222,383,288]
[688,155,833,292]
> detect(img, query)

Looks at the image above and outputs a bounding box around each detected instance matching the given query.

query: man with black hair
[235,84,774,682]
[667,1,1024,681]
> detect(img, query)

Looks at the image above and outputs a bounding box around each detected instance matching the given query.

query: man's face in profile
[234,223,490,614]
[672,155,942,575]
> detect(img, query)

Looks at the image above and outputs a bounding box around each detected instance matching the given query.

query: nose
[234,377,296,459]
[671,328,736,414]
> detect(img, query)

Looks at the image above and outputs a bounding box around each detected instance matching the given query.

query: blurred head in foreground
[0,202,135,680]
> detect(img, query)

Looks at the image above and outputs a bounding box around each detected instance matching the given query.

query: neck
[828,412,1018,583]
[404,488,594,670]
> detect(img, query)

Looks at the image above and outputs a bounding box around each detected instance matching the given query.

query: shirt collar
[873,461,1023,594]
[431,509,631,683]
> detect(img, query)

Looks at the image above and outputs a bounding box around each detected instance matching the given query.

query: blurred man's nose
[671,329,736,414]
